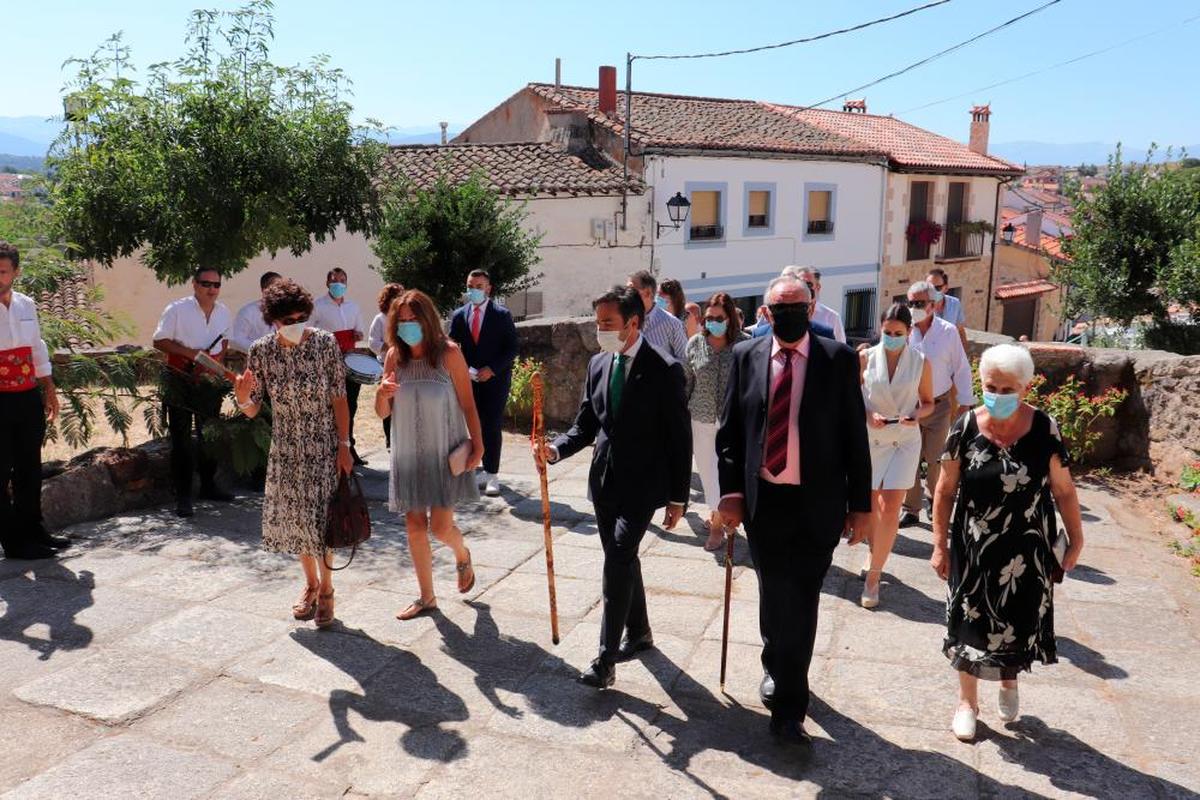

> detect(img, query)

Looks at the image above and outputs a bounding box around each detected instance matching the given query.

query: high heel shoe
[314,589,335,629]
[861,569,882,609]
[292,584,320,620]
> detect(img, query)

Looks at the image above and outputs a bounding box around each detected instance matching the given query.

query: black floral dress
[940,408,1069,680]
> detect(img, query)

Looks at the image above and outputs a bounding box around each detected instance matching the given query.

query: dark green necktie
[609,353,627,417]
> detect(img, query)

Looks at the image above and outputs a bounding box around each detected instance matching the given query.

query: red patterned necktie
[471,306,482,343]
[764,350,793,478]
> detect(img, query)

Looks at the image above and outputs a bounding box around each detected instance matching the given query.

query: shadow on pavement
[0,562,94,660]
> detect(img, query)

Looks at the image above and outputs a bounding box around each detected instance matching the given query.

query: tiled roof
[524,83,1022,174]
[994,279,1058,300]
[1001,209,1072,260]
[379,142,642,197]
[526,84,883,159]
[38,273,101,348]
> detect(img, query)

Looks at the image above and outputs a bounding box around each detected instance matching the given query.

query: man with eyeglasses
[152,267,234,517]
[899,280,975,528]
[927,268,968,352]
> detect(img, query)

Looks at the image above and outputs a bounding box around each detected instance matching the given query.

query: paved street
[1,433,1197,799]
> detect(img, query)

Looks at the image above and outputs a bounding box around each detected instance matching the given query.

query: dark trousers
[382,415,392,449]
[345,377,361,447]
[594,501,655,665]
[0,388,46,550]
[472,378,508,475]
[166,400,219,499]
[746,480,836,724]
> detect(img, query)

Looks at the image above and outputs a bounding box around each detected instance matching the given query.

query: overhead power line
[897,13,1200,114]
[633,0,954,62]
[798,0,1063,111]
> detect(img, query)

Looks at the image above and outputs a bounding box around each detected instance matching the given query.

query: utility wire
[633,0,954,61]
[897,13,1200,114]
[798,0,1063,111]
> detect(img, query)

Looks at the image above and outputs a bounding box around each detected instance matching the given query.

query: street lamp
[1001,222,1015,244]
[656,192,691,238]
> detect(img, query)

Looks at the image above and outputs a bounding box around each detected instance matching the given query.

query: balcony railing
[936,230,985,261]
[690,224,724,241]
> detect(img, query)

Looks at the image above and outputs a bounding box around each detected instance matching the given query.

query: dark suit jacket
[552,340,692,511]
[716,333,871,543]
[449,302,519,388]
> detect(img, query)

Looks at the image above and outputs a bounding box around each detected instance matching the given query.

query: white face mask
[278,321,306,344]
[909,308,928,325]
[597,329,625,354]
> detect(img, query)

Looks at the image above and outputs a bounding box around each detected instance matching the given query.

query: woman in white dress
[859,303,934,608]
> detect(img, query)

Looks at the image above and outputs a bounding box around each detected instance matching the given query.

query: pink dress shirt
[760,335,808,485]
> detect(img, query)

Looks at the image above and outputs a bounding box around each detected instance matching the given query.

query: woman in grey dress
[375,289,483,621]
[233,279,353,628]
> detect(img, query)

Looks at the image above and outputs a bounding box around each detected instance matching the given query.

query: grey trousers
[903,390,955,514]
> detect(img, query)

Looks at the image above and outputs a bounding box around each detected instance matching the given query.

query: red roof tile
[380,142,642,197]
[994,279,1058,300]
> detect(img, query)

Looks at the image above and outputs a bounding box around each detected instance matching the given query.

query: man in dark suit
[449,269,519,497]
[534,285,692,688]
[717,274,873,743]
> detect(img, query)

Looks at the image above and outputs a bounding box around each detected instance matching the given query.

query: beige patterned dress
[247,329,346,555]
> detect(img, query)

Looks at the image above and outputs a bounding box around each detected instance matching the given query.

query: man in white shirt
[928,268,968,352]
[311,267,366,465]
[229,271,281,353]
[902,280,976,526]
[0,241,65,559]
[783,266,846,343]
[152,267,234,517]
[627,270,687,361]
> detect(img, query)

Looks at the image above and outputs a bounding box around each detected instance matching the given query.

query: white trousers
[691,419,720,511]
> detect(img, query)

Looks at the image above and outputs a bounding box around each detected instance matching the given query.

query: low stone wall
[41,441,174,529]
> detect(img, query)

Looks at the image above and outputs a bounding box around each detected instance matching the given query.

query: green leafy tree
[371,171,543,314]
[1057,146,1200,326]
[48,0,385,284]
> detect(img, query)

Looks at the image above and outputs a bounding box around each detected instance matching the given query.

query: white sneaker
[952,705,978,741]
[484,474,501,497]
[998,685,1019,722]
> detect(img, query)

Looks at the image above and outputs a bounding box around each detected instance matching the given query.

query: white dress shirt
[760,335,809,485]
[311,294,364,341]
[152,296,231,353]
[368,312,388,360]
[0,291,52,378]
[909,316,975,405]
[812,302,846,343]
[229,298,272,353]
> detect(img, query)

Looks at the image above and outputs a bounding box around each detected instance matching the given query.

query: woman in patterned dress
[375,289,483,621]
[931,344,1085,741]
[234,279,353,629]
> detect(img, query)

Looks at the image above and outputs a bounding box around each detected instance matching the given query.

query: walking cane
[531,373,561,645]
[719,527,735,693]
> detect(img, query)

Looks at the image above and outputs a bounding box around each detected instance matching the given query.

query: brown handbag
[324,474,372,570]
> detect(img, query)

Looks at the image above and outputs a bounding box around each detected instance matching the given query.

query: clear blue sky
[5,0,1198,146]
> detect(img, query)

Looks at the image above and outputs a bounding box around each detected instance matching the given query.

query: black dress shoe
[769,717,813,745]
[175,499,194,518]
[37,532,71,550]
[617,631,655,661]
[578,659,615,689]
[3,542,57,560]
[198,486,234,502]
[898,511,920,528]
[759,672,776,709]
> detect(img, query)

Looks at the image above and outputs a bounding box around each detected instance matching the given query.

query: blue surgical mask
[467,287,487,305]
[328,282,347,299]
[705,320,728,337]
[396,321,423,346]
[983,391,1020,420]
[882,333,907,352]
[655,296,669,311]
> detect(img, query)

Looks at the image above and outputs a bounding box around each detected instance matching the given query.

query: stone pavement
[1,433,1197,799]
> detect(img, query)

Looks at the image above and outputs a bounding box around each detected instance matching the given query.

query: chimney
[598,65,617,116]
[1025,209,1043,251]
[843,98,867,114]
[555,57,562,89]
[969,104,991,155]
[439,122,448,145]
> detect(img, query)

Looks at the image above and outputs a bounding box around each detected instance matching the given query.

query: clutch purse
[448,440,472,477]
[1050,528,1069,584]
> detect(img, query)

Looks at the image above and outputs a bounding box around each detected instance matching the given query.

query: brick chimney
[969,104,991,155]
[598,65,617,116]
[843,98,867,114]
[1025,209,1043,251]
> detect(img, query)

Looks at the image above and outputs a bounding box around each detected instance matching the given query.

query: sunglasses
[907,300,928,309]
[197,280,222,289]
[279,314,309,325]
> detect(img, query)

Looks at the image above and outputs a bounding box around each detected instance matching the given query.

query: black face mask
[769,303,810,344]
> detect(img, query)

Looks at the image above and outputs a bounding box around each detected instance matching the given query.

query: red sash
[333,329,357,353]
[0,346,36,392]
[166,353,194,373]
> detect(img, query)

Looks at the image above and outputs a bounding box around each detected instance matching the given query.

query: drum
[344,353,384,385]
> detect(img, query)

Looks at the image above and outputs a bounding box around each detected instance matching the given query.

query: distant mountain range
[990,141,1196,167]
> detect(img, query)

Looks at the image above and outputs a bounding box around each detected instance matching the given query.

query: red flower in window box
[905,220,943,246]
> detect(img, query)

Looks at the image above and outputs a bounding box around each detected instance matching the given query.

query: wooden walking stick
[719,527,735,693]
[531,372,560,645]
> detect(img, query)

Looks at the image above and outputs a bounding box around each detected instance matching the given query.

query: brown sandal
[396,596,437,621]
[314,589,336,628]
[456,549,476,594]
[292,584,320,620]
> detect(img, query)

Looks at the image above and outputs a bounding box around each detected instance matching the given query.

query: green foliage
[372,171,543,314]
[1077,163,1099,177]
[506,357,543,425]
[203,404,272,476]
[1139,320,1200,355]
[48,0,385,285]
[48,350,166,449]
[1181,460,1200,493]
[1057,145,1200,326]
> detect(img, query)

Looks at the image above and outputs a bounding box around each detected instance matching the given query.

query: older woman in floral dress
[931,344,1085,741]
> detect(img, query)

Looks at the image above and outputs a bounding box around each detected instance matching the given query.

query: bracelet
[237,399,255,410]
[339,440,352,448]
